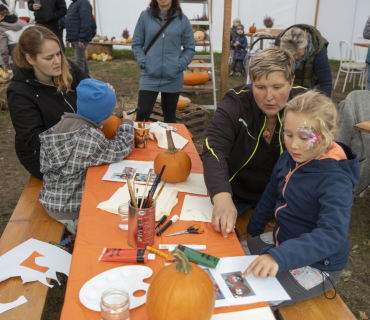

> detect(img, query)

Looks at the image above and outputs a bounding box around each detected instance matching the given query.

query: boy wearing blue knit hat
[39,79,135,234]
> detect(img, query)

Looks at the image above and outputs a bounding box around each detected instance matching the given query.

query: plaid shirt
[39,120,134,213]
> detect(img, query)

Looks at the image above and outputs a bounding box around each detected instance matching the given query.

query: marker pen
[155,215,167,232]
[156,215,179,236]
[177,245,220,268]
[159,245,206,251]
[126,107,140,115]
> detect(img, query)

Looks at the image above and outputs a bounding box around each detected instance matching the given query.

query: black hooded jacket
[7,60,87,168]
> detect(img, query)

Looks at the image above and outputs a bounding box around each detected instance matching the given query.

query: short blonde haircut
[233,18,241,24]
[249,47,295,82]
[280,28,309,55]
[283,90,338,145]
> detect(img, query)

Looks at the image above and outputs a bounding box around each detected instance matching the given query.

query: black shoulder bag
[145,16,176,55]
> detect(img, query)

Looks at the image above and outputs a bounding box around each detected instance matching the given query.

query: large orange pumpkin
[184,72,209,85]
[189,60,208,72]
[154,131,191,183]
[102,115,122,140]
[146,248,215,320]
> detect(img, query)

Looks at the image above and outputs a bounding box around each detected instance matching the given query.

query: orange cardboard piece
[20,251,50,273]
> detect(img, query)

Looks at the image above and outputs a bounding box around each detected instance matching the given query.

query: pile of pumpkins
[111,36,132,44]
[183,60,210,86]
[87,51,113,62]
[0,67,10,79]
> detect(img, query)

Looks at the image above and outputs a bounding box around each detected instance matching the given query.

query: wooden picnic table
[60,123,272,319]
[354,121,370,134]
[245,29,284,49]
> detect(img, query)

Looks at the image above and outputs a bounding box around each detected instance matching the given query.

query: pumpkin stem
[172,248,193,274]
[165,130,178,154]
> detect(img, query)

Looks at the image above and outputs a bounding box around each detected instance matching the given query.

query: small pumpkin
[146,248,215,320]
[189,60,208,72]
[2,72,9,79]
[97,55,103,61]
[0,68,4,77]
[92,37,100,42]
[85,50,89,60]
[179,95,191,107]
[177,100,187,110]
[103,115,122,140]
[249,23,256,33]
[127,38,132,43]
[100,52,106,57]
[115,37,123,44]
[107,55,113,61]
[154,130,192,183]
[194,30,205,42]
[184,72,209,85]
[92,53,98,61]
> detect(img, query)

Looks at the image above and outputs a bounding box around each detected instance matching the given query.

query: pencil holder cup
[128,197,156,249]
[134,123,150,149]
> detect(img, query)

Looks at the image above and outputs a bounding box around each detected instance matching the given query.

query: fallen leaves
[359,311,368,319]
[341,270,352,282]
[349,244,359,257]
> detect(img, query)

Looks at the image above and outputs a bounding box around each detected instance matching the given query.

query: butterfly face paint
[297,125,320,150]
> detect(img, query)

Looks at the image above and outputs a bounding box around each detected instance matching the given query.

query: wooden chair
[236,209,356,320]
[0,176,64,320]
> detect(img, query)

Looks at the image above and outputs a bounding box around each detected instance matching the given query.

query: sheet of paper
[0,239,72,288]
[97,184,178,221]
[149,123,188,149]
[211,307,275,320]
[174,173,208,195]
[203,256,290,308]
[102,160,157,185]
[180,195,213,222]
[0,296,27,315]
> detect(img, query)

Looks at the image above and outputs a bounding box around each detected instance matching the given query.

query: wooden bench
[236,209,356,320]
[0,176,64,320]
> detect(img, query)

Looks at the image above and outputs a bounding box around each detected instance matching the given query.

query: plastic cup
[100,288,130,320]
[134,123,150,149]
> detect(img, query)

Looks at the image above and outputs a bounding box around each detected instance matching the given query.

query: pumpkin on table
[154,130,191,183]
[249,23,257,33]
[102,115,122,140]
[146,248,215,320]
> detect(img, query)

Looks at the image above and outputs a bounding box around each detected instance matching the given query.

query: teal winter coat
[132,10,195,93]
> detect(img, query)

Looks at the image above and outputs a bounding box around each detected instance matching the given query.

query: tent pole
[220,0,232,100]
[93,0,96,17]
[314,0,320,28]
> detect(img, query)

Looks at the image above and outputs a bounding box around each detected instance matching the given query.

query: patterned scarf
[294,33,315,69]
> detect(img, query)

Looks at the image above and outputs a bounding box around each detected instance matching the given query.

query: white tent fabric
[15,0,370,61]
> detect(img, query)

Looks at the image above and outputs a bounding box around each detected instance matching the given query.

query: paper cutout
[174,173,208,195]
[0,296,27,315]
[210,307,275,320]
[0,239,72,288]
[148,123,189,149]
[180,195,213,222]
[20,251,49,273]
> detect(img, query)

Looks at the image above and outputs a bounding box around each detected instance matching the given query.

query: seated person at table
[229,24,247,77]
[39,78,135,234]
[240,91,360,310]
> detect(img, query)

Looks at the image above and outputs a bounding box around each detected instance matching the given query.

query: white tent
[16,0,370,61]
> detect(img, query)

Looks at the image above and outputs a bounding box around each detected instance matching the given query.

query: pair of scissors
[165,224,204,237]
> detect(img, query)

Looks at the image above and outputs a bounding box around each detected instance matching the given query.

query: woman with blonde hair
[7,25,88,180]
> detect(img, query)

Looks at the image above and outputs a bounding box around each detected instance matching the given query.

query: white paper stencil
[0,296,27,315]
[180,195,213,222]
[79,265,153,312]
[174,173,207,195]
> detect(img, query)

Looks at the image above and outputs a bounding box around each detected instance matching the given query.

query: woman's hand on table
[122,111,135,122]
[238,230,253,242]
[107,83,115,93]
[212,192,237,238]
[242,254,279,279]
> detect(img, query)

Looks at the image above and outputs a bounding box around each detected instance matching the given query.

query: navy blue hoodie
[247,142,360,272]
[230,33,248,61]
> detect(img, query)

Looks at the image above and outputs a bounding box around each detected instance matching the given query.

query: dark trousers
[58,28,65,53]
[137,90,180,123]
[231,59,244,73]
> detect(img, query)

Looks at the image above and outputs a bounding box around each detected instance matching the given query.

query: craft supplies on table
[180,195,213,222]
[100,288,130,320]
[174,173,208,195]
[165,224,204,237]
[79,266,152,312]
[148,122,188,149]
[159,244,206,251]
[156,214,179,236]
[98,248,155,263]
[134,123,150,149]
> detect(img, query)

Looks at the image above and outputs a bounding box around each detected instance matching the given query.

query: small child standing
[230,24,248,77]
[239,91,360,310]
[39,79,135,234]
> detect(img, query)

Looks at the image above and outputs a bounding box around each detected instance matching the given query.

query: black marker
[156,215,179,236]
[126,107,140,115]
[155,215,167,232]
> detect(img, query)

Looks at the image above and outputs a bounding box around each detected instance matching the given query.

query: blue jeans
[366,64,370,91]
[71,41,90,76]
[233,199,258,216]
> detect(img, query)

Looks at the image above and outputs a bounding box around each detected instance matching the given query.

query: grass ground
[0,49,369,319]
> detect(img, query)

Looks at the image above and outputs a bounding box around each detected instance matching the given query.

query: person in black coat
[65,0,93,76]
[28,0,67,36]
[7,26,88,180]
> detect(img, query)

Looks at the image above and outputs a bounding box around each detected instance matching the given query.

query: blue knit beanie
[76,79,116,123]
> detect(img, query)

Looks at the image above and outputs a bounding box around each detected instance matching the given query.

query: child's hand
[122,111,135,122]
[234,43,238,47]
[242,254,278,279]
[107,83,115,93]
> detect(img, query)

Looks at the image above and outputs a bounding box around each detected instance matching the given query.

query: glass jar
[100,288,130,320]
[118,203,129,230]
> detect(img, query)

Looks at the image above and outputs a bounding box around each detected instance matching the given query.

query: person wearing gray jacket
[363,15,370,90]
[132,0,195,123]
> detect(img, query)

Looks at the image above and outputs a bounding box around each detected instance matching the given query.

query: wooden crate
[149,103,209,140]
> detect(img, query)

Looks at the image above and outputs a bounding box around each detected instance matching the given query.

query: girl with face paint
[241,91,360,311]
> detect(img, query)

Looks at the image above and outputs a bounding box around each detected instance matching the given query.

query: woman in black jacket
[7,25,88,180]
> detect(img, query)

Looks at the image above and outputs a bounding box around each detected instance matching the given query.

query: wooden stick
[140,171,152,209]
[152,181,166,206]
[126,178,138,208]
[314,0,320,28]
[133,177,135,199]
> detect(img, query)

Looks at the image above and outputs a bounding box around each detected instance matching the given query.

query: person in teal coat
[132,0,195,123]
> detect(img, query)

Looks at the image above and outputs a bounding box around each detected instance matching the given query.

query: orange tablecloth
[60,124,270,319]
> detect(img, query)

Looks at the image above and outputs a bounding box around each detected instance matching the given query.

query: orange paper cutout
[20,251,49,273]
